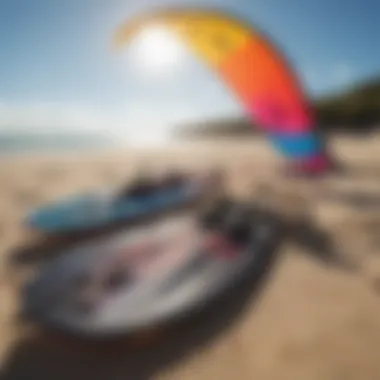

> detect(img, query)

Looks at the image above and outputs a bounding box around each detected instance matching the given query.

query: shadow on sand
[320,189,380,210]
[286,218,358,272]
[0,242,281,380]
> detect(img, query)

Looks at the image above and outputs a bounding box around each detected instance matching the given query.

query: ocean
[0,131,120,154]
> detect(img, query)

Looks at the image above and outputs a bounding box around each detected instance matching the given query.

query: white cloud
[0,57,241,140]
[300,68,319,92]
[0,99,216,139]
[332,63,353,86]
[301,68,317,84]
[0,70,240,137]
[0,101,112,132]
[298,63,356,95]
[0,100,211,149]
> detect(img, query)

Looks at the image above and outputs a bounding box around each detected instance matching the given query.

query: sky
[0,0,379,141]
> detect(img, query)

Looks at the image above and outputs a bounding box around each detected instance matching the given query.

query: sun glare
[128,127,173,148]
[128,26,186,75]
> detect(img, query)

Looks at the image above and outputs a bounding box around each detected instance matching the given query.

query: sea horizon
[0,129,128,155]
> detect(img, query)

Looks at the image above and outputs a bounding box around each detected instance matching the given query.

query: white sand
[0,134,379,380]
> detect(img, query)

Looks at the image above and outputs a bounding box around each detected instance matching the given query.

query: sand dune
[0,135,380,380]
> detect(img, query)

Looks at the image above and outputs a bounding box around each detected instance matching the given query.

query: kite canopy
[113,7,331,174]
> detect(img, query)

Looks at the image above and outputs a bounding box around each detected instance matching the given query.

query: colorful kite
[113,7,331,174]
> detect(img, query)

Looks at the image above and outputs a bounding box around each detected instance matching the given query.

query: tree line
[178,75,380,137]
[314,75,380,132]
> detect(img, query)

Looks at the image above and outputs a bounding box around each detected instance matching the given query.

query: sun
[127,25,187,75]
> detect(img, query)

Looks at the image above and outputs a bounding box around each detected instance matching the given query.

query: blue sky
[0,0,379,139]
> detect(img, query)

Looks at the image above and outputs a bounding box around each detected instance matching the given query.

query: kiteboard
[21,200,284,339]
[24,172,220,235]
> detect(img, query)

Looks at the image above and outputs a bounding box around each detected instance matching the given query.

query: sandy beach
[0,135,380,380]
